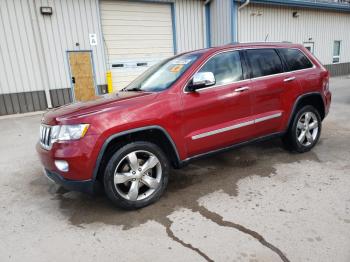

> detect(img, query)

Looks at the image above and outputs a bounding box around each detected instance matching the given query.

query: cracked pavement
[0,77,350,262]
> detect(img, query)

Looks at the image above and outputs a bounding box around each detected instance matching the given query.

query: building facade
[0,0,349,115]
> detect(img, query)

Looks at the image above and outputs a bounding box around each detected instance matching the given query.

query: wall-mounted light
[292,11,300,18]
[40,6,53,15]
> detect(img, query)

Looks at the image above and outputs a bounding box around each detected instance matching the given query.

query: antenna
[265,33,269,42]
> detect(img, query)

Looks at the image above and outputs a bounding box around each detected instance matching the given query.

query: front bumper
[45,169,96,194]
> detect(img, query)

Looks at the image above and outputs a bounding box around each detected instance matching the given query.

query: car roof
[183,42,304,56]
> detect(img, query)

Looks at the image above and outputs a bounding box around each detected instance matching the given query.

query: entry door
[68,51,97,102]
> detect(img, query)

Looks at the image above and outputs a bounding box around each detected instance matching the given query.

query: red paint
[37,43,331,182]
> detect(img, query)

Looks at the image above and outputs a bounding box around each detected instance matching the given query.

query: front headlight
[51,124,90,141]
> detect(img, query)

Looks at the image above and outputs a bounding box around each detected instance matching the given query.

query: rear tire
[103,141,169,210]
[282,105,322,153]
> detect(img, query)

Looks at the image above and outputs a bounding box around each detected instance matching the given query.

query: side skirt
[179,132,285,167]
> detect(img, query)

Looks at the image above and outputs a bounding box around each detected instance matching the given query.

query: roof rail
[234,41,292,44]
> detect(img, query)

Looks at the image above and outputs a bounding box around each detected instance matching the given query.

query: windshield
[124,53,202,92]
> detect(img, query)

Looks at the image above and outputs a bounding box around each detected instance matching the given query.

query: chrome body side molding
[191,112,282,140]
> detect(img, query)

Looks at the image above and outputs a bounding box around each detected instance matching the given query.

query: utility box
[98,84,108,95]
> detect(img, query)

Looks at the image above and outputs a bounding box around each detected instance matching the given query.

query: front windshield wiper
[123,87,143,92]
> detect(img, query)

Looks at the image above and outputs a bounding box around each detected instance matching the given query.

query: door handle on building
[284,76,296,82]
[234,86,250,92]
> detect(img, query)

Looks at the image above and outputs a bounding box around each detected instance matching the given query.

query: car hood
[42,91,157,124]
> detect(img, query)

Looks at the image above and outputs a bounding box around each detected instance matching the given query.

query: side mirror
[187,72,215,92]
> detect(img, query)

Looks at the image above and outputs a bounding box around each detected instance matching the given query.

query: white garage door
[100,0,174,90]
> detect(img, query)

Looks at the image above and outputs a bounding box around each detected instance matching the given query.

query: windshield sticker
[171,59,192,65]
[169,64,184,73]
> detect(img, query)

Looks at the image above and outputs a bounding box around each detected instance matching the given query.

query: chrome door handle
[284,76,296,82]
[234,86,250,92]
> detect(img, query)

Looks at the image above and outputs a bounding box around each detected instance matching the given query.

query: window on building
[333,41,341,64]
[199,51,243,86]
[278,48,313,71]
[246,49,283,78]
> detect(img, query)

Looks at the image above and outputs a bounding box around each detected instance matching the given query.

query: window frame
[333,40,341,64]
[276,48,315,73]
[184,49,248,93]
[243,48,286,79]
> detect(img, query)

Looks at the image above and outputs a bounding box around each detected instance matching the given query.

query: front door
[181,51,253,157]
[68,51,97,102]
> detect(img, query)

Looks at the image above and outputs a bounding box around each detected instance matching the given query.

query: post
[106,71,113,93]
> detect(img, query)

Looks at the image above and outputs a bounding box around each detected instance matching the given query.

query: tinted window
[199,51,243,86]
[279,48,313,71]
[246,49,283,78]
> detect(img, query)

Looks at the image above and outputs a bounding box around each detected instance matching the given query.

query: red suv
[37,43,331,209]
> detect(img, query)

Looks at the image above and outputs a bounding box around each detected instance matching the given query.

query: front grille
[40,125,52,150]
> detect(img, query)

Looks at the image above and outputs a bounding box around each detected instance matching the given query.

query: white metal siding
[175,0,205,53]
[210,0,232,46]
[238,3,350,65]
[0,0,45,94]
[36,0,106,89]
[0,0,106,96]
[100,0,174,90]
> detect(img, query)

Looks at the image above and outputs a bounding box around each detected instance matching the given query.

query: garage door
[100,0,174,90]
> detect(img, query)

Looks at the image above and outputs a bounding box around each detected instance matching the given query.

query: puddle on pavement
[43,138,320,230]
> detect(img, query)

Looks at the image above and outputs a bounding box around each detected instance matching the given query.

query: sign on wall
[89,34,97,46]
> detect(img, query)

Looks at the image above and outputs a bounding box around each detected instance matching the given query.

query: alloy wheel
[113,150,162,201]
[296,111,319,147]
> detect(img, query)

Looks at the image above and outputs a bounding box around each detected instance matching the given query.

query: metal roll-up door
[100,0,174,90]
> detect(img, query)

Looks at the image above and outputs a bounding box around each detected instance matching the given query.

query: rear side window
[246,49,283,78]
[199,51,243,86]
[278,48,313,71]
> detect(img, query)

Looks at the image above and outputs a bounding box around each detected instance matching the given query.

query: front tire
[283,105,322,153]
[104,141,169,209]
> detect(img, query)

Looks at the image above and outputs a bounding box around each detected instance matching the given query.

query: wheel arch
[287,92,325,129]
[92,126,181,183]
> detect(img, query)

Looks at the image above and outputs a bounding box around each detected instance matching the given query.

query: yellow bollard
[106,71,113,93]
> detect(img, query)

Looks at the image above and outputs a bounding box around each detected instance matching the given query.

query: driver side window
[199,51,243,86]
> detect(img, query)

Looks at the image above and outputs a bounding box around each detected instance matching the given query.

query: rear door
[181,50,254,157]
[244,48,292,136]
[277,48,318,93]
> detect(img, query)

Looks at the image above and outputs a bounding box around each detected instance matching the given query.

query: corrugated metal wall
[174,0,206,53]
[209,0,232,46]
[0,0,106,115]
[35,0,106,89]
[237,3,350,65]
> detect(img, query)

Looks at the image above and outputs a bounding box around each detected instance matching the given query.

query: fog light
[55,160,69,172]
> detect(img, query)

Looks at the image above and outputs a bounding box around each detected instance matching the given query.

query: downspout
[238,0,250,11]
[204,0,212,47]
